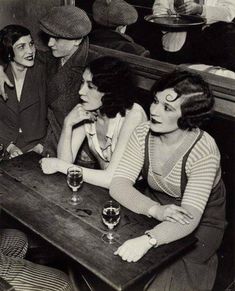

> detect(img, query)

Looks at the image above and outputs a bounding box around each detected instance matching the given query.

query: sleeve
[146,134,221,246]
[153,0,173,15]
[202,0,235,24]
[110,125,159,215]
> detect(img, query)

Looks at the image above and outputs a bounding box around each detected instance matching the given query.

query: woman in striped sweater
[110,70,226,291]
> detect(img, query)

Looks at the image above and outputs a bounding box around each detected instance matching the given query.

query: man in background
[90,0,150,57]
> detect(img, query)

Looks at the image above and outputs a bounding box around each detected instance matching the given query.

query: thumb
[5,79,14,87]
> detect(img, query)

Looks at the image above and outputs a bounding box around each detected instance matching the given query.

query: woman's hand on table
[8,144,23,159]
[64,104,96,128]
[39,157,59,174]
[114,235,152,262]
[148,204,193,225]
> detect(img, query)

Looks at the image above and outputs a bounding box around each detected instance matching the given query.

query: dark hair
[0,25,31,63]
[151,69,214,130]
[87,56,135,118]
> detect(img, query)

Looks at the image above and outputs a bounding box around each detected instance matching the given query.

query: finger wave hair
[151,69,214,130]
[87,56,135,118]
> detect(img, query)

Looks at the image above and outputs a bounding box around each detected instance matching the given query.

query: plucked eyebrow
[164,102,176,111]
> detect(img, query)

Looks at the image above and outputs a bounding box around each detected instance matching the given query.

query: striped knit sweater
[110,122,221,245]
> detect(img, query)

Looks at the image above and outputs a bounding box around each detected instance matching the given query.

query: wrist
[148,204,162,220]
[144,232,159,248]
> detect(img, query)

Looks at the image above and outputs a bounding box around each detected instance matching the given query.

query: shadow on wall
[0,0,63,51]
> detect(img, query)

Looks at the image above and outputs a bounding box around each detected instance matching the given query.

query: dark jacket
[39,37,100,156]
[0,60,47,152]
[89,29,150,57]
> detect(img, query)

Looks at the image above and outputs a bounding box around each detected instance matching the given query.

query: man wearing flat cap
[0,6,99,160]
[90,0,150,57]
[37,6,100,158]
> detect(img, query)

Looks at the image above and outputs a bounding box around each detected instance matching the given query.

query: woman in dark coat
[0,25,47,159]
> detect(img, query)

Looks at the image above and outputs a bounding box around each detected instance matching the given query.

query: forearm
[57,123,74,162]
[110,177,159,215]
[147,205,200,246]
[80,168,112,189]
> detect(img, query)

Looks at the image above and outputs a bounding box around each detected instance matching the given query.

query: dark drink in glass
[67,166,83,205]
[101,200,120,244]
[102,206,120,229]
[174,0,184,14]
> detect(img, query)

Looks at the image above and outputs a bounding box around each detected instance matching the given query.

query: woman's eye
[164,105,172,111]
[153,98,159,104]
[17,44,25,50]
[29,41,34,47]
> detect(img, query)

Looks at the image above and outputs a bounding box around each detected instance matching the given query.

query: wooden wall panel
[0,0,63,50]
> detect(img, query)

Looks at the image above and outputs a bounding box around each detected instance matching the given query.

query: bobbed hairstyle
[87,56,135,118]
[151,69,214,130]
[0,24,31,63]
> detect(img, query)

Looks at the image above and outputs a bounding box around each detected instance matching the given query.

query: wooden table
[0,152,196,291]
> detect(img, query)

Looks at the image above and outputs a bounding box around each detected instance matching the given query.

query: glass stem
[71,190,78,202]
[107,228,114,240]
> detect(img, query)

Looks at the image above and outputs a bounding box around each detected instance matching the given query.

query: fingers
[9,150,23,159]
[164,205,193,225]
[173,205,193,218]
[5,78,14,88]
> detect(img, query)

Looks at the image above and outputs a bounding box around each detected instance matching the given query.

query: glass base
[101,232,119,244]
[68,194,82,206]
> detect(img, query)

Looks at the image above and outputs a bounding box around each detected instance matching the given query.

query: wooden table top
[0,152,196,291]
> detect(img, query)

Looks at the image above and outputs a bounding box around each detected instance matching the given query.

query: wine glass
[101,200,120,244]
[174,0,184,16]
[67,166,83,205]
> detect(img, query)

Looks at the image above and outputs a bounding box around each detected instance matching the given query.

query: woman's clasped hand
[148,203,193,224]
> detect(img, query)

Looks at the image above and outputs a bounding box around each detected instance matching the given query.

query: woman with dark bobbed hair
[0,25,47,158]
[110,70,226,290]
[40,56,147,188]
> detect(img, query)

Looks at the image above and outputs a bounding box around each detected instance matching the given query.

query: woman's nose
[79,83,87,96]
[150,103,159,114]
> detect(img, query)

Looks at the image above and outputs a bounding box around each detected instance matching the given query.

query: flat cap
[92,0,138,27]
[40,6,92,39]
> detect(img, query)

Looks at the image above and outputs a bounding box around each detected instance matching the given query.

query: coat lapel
[19,65,39,112]
[4,66,19,114]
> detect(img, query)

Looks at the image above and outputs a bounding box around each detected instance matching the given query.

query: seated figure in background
[40,56,147,189]
[110,70,226,290]
[90,0,150,57]
[0,25,47,159]
[150,0,235,71]
[0,228,72,291]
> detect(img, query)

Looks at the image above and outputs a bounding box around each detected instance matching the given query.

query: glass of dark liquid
[67,166,83,205]
[174,0,184,15]
[101,200,120,244]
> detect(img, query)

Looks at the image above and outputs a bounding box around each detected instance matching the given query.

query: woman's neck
[155,128,188,146]
[10,62,27,80]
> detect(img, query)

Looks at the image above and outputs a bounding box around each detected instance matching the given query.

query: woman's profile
[40,56,147,188]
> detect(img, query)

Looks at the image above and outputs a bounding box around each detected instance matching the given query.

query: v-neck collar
[149,128,200,178]
[85,113,122,160]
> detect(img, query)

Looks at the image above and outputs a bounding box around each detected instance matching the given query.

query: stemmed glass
[101,200,120,244]
[67,166,83,205]
[174,0,184,17]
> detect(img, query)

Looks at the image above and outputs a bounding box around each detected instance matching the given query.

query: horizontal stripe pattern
[113,122,221,214]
